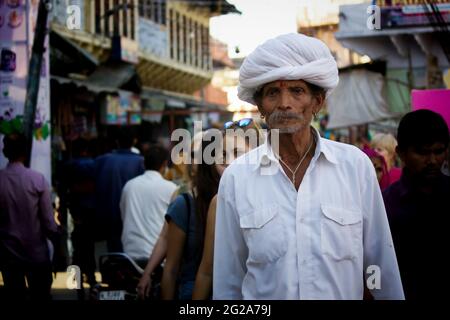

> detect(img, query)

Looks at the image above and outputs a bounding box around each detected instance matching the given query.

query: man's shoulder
[157,175,178,192]
[162,178,178,190]
[123,174,143,188]
[98,151,142,160]
[21,166,45,180]
[321,138,364,157]
[320,138,368,168]
[382,180,403,201]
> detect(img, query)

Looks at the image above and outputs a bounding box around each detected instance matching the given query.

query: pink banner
[411,89,450,129]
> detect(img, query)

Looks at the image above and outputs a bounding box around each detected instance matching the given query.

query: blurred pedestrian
[362,146,390,190]
[192,129,250,300]
[383,109,450,299]
[371,133,402,187]
[94,128,144,252]
[120,144,177,268]
[64,138,97,298]
[0,133,60,300]
[160,130,223,300]
[136,134,201,300]
[144,130,247,300]
[213,33,404,300]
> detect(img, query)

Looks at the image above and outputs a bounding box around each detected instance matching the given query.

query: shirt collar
[253,126,338,171]
[7,162,26,170]
[114,148,134,154]
[144,170,163,178]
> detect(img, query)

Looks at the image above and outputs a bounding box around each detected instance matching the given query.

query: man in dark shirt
[64,138,97,298]
[383,110,450,299]
[94,129,144,252]
[0,133,60,300]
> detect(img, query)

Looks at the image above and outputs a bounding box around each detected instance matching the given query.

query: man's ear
[312,103,323,116]
[256,105,264,118]
[313,94,325,114]
[160,160,168,173]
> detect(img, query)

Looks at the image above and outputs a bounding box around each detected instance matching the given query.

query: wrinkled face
[258,80,322,134]
[399,142,447,181]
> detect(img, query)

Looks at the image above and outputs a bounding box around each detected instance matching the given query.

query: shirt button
[261,155,271,166]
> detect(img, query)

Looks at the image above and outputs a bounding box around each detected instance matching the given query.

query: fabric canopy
[327,69,394,129]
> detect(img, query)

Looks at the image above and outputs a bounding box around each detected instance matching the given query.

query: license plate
[99,290,126,300]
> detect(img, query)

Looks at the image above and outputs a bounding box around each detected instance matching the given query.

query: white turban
[238,33,339,105]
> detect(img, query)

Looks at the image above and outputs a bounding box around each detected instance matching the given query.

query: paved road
[0,272,101,300]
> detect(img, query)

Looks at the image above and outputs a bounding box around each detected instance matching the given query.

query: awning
[50,30,99,73]
[327,68,394,129]
[51,75,118,94]
[51,75,229,115]
[335,3,450,69]
[85,61,137,89]
[187,0,241,15]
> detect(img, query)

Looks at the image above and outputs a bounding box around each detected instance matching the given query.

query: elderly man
[213,33,404,300]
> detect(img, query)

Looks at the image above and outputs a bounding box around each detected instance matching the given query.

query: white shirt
[120,170,177,260]
[213,129,404,300]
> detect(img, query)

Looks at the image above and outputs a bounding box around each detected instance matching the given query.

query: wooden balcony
[51,0,214,94]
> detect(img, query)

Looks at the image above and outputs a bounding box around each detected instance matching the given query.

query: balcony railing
[84,0,138,40]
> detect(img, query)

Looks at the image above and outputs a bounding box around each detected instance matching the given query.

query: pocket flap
[321,205,361,225]
[240,204,278,229]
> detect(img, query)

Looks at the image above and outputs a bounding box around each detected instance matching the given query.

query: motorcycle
[95,253,144,300]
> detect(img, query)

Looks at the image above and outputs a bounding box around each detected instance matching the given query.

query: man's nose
[278,89,292,110]
[427,153,439,166]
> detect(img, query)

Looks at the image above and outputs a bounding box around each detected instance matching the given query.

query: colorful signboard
[0,0,51,183]
[103,92,141,125]
[411,89,450,129]
[379,1,450,28]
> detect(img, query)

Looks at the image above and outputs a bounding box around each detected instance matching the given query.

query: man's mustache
[268,111,304,124]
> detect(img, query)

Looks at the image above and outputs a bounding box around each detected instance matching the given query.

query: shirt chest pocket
[321,205,362,261]
[239,204,287,264]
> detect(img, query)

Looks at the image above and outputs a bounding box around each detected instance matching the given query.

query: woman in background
[362,146,390,190]
[371,133,402,187]
[160,130,249,299]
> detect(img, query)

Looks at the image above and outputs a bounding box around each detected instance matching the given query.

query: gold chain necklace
[277,135,314,186]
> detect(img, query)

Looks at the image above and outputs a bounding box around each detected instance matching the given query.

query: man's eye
[434,148,446,155]
[290,87,304,94]
[265,89,278,97]
[415,149,429,156]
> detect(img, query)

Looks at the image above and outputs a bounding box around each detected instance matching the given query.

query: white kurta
[213,129,404,300]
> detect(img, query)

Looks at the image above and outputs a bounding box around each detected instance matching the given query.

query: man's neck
[402,169,443,195]
[9,159,25,166]
[277,127,313,164]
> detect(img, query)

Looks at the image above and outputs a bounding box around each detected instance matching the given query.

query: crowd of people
[1,32,449,300]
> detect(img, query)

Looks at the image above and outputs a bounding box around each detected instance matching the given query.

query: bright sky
[210,0,301,58]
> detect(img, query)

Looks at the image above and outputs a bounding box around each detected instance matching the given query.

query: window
[182,15,187,63]
[139,0,167,25]
[169,8,174,59]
